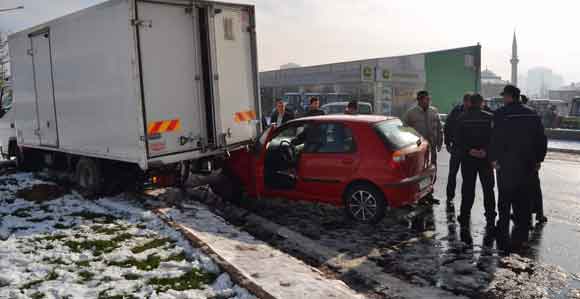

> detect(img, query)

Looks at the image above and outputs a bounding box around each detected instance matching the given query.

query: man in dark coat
[304,97,325,117]
[270,98,294,127]
[490,85,548,252]
[520,94,548,225]
[454,93,496,230]
[444,93,471,204]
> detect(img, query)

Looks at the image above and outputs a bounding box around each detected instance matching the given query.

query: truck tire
[75,157,102,197]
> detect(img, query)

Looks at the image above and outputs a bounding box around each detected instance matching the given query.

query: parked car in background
[560,97,580,129]
[226,115,435,223]
[484,97,504,111]
[321,101,373,115]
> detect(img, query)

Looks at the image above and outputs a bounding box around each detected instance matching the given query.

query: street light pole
[0,6,24,13]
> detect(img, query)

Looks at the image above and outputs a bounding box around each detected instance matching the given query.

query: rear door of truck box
[136,1,207,158]
[209,3,260,147]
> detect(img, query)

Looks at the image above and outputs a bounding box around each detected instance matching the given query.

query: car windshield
[374,119,421,150]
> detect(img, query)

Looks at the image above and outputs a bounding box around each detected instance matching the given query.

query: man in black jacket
[270,98,294,127]
[490,85,548,252]
[454,93,496,230]
[444,93,471,204]
[304,97,325,117]
[520,94,548,225]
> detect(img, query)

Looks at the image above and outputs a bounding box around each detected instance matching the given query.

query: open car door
[226,126,275,197]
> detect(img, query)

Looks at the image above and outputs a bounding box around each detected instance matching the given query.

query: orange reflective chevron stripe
[148,121,164,134]
[165,119,180,132]
[234,110,256,123]
[148,119,181,135]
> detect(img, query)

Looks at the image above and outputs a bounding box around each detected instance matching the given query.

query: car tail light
[388,150,405,170]
[392,150,406,162]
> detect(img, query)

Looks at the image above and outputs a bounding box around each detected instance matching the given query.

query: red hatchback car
[226,115,435,223]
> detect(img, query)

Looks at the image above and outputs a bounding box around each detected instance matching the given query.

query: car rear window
[374,119,421,150]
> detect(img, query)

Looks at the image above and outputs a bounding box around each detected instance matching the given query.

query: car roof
[321,101,372,107]
[290,114,397,124]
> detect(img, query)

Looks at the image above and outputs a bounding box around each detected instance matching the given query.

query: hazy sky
[1,0,579,83]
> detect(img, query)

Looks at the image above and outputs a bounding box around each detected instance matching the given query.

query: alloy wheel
[348,190,378,222]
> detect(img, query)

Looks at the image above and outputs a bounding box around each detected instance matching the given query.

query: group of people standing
[267,97,361,128]
[269,87,547,253]
[405,86,547,253]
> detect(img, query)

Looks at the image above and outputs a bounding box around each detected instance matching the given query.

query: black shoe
[431,198,441,205]
[536,215,548,225]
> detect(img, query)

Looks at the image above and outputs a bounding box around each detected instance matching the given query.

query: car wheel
[75,158,102,197]
[344,183,387,224]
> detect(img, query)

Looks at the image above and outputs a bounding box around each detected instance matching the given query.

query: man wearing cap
[403,90,443,204]
[490,85,547,252]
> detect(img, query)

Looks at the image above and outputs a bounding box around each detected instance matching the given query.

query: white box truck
[8,0,260,193]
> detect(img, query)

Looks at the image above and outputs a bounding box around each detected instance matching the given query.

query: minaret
[510,32,519,86]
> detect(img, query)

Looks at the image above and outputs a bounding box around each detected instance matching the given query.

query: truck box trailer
[8,0,260,191]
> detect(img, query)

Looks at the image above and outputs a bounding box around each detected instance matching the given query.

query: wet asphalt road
[435,150,580,274]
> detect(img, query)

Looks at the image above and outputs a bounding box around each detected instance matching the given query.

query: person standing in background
[403,90,443,204]
[304,97,325,117]
[270,98,294,127]
[344,100,359,115]
[444,93,471,204]
[490,85,547,252]
[454,93,496,230]
[520,94,548,226]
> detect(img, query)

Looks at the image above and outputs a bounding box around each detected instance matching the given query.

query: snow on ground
[0,172,256,299]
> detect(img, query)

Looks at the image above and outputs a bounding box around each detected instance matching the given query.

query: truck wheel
[344,183,387,224]
[75,158,102,197]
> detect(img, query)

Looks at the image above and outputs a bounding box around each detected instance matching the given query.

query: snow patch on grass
[0,173,255,299]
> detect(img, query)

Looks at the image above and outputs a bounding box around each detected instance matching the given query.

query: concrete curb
[147,195,365,299]
[152,207,276,299]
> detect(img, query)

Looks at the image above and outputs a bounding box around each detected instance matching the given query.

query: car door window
[269,123,308,147]
[305,123,355,153]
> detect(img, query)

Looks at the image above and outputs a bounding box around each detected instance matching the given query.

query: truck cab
[0,83,16,159]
